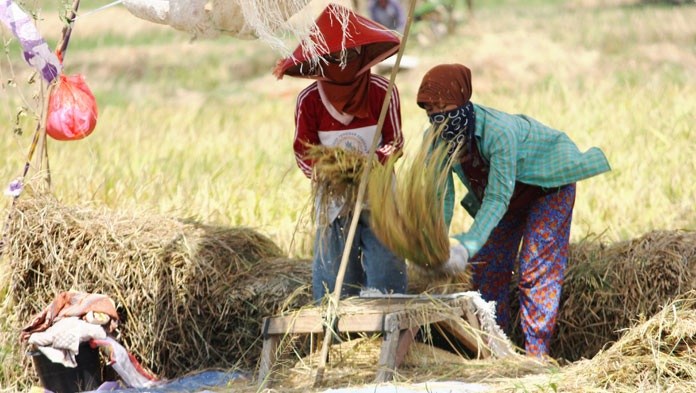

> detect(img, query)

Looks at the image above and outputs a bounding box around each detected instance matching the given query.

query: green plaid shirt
[441,104,611,257]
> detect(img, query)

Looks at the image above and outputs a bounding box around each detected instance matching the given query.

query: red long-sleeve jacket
[293,74,403,178]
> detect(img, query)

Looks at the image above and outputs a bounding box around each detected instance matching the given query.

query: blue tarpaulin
[84,371,249,393]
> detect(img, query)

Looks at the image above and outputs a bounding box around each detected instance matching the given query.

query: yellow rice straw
[368,121,458,268]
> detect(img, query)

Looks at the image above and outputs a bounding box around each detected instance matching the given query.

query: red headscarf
[274,4,400,118]
[417,64,473,109]
[318,48,373,118]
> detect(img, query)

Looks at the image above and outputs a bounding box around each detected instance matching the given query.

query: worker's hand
[441,240,469,274]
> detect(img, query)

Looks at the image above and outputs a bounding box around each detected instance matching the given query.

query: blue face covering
[428,101,476,156]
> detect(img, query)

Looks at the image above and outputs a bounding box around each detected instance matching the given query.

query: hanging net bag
[121,0,353,61]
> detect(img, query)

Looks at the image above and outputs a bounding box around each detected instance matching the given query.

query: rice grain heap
[0,194,313,389]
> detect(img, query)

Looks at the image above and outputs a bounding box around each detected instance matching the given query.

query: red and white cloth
[21,291,119,341]
[22,291,119,368]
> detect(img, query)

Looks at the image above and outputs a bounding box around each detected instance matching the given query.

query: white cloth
[359,288,385,297]
[122,0,169,24]
[28,317,106,367]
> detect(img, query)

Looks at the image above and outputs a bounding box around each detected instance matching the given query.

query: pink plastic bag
[46,74,98,141]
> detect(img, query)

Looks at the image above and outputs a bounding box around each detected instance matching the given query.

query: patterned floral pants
[471,183,576,357]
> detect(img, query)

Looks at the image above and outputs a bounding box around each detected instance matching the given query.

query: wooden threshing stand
[258,292,514,388]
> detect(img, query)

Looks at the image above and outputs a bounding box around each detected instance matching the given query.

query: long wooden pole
[313,0,418,385]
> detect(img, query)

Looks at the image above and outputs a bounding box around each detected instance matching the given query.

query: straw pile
[3,192,693,389]
[561,290,696,391]
[508,230,696,361]
[505,290,696,392]
[0,194,313,388]
[280,336,546,390]
[303,144,373,224]
[367,127,455,268]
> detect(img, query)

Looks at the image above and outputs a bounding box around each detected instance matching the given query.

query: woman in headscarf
[274,5,407,300]
[418,64,610,358]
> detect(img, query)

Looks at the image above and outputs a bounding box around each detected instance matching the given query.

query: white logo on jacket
[318,126,382,155]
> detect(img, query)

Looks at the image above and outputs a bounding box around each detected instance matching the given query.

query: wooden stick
[313,0,418,386]
[58,0,82,59]
[38,0,81,186]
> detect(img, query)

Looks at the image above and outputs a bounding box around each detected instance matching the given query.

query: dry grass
[154,290,696,392]
[275,338,548,390]
[503,291,696,392]
[2,194,695,391]
[562,291,696,392]
[252,290,696,392]
[0,191,313,390]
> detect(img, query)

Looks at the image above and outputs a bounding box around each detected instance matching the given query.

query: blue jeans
[313,210,407,300]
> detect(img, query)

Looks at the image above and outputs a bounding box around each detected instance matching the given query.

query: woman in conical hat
[274,4,406,300]
[417,64,611,358]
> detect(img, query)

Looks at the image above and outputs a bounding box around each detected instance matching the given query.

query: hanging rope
[73,0,123,22]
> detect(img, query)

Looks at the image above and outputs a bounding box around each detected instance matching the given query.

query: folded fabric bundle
[22,291,158,388]
[28,317,107,367]
[22,291,120,341]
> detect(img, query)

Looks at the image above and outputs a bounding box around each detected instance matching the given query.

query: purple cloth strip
[4,179,22,196]
[0,0,62,82]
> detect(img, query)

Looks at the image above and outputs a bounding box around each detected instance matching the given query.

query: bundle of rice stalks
[508,230,696,362]
[0,194,313,389]
[303,144,374,224]
[367,125,455,269]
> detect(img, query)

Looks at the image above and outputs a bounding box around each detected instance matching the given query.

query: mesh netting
[122,0,354,63]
